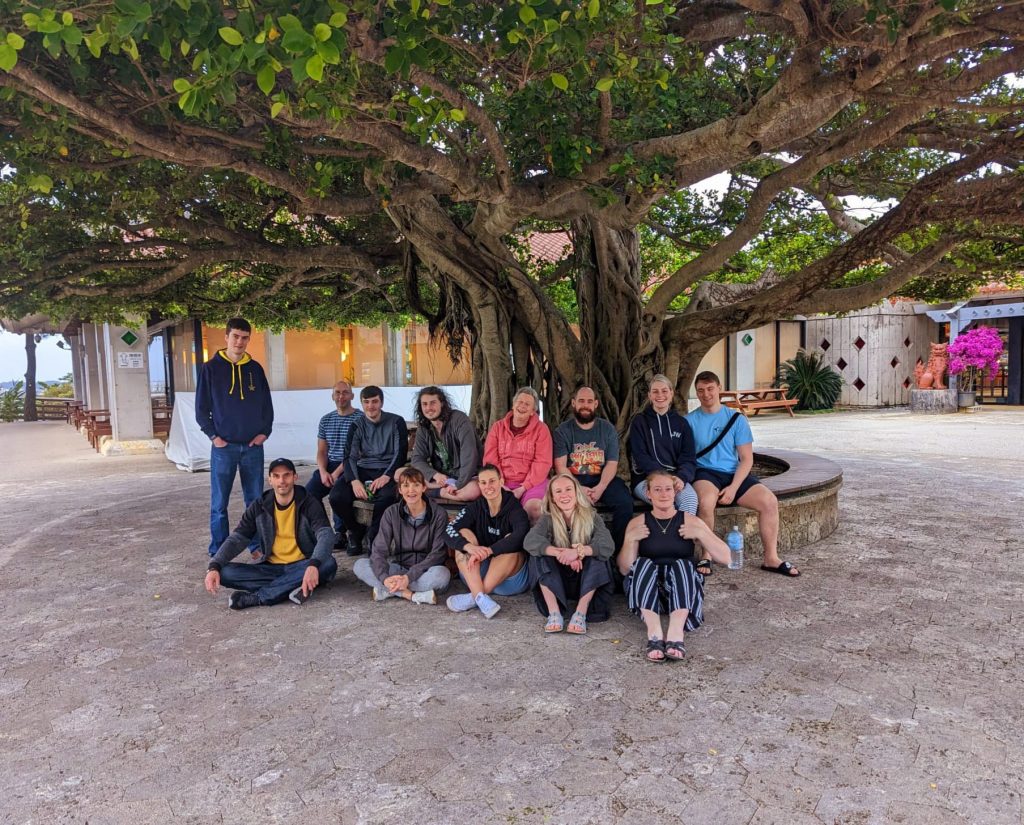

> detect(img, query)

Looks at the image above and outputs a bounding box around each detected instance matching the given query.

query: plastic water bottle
[727,526,744,571]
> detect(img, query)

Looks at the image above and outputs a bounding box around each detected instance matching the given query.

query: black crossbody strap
[695,412,741,459]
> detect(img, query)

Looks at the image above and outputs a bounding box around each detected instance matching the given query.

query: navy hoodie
[628,405,696,488]
[195,350,274,444]
[446,489,530,556]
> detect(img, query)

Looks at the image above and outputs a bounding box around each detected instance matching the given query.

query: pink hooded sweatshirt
[483,411,553,490]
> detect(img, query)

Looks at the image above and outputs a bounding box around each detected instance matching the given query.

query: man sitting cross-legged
[402,385,482,502]
[686,371,801,579]
[204,458,338,609]
[331,385,408,555]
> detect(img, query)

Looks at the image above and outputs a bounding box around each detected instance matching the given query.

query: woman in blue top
[618,470,731,662]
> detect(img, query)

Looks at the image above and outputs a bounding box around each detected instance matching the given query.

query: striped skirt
[625,557,705,630]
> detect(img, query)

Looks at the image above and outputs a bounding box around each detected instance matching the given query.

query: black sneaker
[346,534,365,557]
[333,533,347,551]
[288,586,309,605]
[228,591,260,610]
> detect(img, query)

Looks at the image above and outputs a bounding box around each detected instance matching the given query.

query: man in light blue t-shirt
[686,371,800,578]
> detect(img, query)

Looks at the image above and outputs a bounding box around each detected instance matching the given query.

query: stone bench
[350,448,841,554]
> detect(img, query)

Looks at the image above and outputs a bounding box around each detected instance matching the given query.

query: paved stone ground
[1,409,1021,825]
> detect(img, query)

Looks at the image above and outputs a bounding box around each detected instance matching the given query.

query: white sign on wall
[117,352,144,369]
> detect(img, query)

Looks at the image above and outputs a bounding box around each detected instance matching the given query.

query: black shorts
[693,467,761,503]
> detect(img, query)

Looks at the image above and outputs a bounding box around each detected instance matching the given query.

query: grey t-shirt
[553,418,620,478]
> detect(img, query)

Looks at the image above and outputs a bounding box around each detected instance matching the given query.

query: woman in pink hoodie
[483,387,553,524]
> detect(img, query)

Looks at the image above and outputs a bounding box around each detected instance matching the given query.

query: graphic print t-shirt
[553,418,620,478]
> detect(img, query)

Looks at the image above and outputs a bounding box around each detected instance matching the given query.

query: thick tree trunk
[23,333,38,422]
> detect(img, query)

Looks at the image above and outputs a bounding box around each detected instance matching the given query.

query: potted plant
[947,326,1003,407]
[776,349,843,410]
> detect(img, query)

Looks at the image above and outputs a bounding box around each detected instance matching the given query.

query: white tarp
[165,386,472,472]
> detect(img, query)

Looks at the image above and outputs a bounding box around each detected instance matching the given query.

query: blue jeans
[305,463,344,532]
[209,442,265,555]
[219,556,338,606]
[352,559,451,593]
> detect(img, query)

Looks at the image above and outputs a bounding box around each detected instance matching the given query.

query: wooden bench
[82,409,112,450]
[151,401,173,441]
[719,388,798,417]
[35,398,71,421]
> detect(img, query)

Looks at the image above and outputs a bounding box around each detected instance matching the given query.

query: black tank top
[638,512,696,564]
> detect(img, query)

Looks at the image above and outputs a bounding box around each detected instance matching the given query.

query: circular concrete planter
[714,448,843,555]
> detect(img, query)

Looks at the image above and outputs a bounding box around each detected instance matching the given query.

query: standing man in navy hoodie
[628,374,698,515]
[196,318,274,558]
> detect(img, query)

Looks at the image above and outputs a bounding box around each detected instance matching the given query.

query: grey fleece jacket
[410,409,482,489]
[523,513,615,561]
[370,499,450,584]
[208,487,334,570]
[344,411,408,479]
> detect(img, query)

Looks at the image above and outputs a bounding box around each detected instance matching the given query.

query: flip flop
[664,640,686,660]
[695,558,713,577]
[761,561,801,578]
[566,610,587,635]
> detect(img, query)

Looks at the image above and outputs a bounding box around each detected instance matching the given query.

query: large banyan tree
[0,0,1022,427]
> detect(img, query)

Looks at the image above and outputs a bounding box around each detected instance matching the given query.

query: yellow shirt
[269,501,304,564]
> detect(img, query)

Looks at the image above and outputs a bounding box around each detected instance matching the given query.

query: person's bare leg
[640,608,666,661]
[738,484,794,572]
[523,498,543,525]
[538,583,560,614]
[665,609,689,659]
[455,552,485,598]
[480,553,524,594]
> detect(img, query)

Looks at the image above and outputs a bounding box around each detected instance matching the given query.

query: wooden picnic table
[82,408,112,449]
[719,388,798,417]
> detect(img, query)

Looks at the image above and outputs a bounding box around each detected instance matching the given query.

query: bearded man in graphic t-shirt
[552,386,633,551]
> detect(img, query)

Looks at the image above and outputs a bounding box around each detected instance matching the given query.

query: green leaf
[316,39,340,64]
[6,32,25,50]
[256,64,275,95]
[62,11,74,25]
[551,72,569,91]
[28,173,53,193]
[179,39,190,57]
[218,26,244,46]
[22,13,40,28]
[0,43,16,72]
[281,27,314,53]
[329,12,348,26]
[172,77,192,93]
[595,76,613,92]
[588,0,600,19]
[61,27,83,46]
[519,5,537,24]
[313,23,332,42]
[306,53,324,82]
[645,0,663,4]
[449,107,465,122]
[270,100,284,118]
[37,20,63,34]
[384,46,405,74]
[277,15,302,31]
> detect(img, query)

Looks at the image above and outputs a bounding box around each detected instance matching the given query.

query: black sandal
[664,640,686,660]
[646,639,666,663]
[695,559,713,577]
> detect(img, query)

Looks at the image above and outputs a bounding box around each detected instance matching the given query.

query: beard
[574,408,596,424]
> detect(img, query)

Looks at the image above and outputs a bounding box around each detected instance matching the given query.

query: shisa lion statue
[914,342,949,389]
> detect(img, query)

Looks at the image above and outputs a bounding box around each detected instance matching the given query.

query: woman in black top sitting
[618,469,731,662]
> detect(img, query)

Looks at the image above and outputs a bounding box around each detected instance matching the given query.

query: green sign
[742,333,753,346]
[120,330,139,346]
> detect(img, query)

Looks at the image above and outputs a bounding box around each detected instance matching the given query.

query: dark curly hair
[414,385,454,428]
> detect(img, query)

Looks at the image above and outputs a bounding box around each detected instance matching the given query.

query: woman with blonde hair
[524,473,615,634]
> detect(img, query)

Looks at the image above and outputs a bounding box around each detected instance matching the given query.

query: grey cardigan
[410,409,482,489]
[523,513,615,561]
[370,499,450,584]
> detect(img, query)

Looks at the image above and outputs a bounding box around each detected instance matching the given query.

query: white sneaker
[372,586,393,601]
[411,590,436,605]
[446,593,477,612]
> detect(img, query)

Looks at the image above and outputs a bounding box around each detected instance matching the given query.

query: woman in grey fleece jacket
[352,467,451,604]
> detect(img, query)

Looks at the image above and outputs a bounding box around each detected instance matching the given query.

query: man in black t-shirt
[552,386,633,551]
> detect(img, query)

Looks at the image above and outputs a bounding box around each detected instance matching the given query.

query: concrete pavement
[0,409,1021,824]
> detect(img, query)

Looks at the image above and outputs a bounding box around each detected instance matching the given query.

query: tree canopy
[1,0,1022,425]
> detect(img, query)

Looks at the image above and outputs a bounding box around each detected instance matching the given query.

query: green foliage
[0,380,25,422]
[776,349,843,411]
[39,372,74,398]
